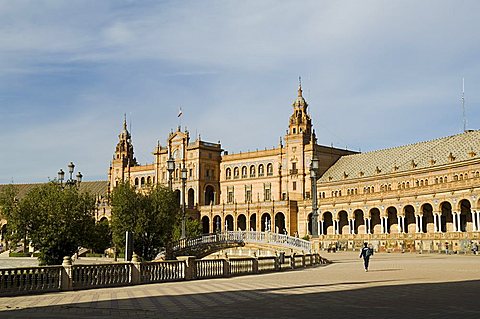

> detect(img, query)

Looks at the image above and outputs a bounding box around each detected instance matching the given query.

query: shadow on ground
[1,279,479,319]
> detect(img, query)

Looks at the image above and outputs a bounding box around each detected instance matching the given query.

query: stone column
[434,213,438,232]
[457,212,462,232]
[476,211,480,232]
[319,220,324,235]
[61,256,73,291]
[415,215,419,233]
[349,219,354,234]
[364,218,368,234]
[381,217,384,234]
[397,216,402,233]
[384,217,389,234]
[471,211,477,231]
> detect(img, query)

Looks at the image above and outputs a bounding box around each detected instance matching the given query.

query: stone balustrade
[0,252,324,296]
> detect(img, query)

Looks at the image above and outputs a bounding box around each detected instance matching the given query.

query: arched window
[234,167,240,179]
[250,165,256,178]
[141,177,145,186]
[242,166,247,178]
[258,164,265,177]
[267,163,273,176]
[147,176,151,184]
[425,179,428,186]
[135,178,139,187]
[226,168,232,180]
[440,177,444,183]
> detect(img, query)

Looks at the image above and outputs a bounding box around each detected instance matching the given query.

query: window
[250,165,256,178]
[189,168,193,178]
[293,181,297,191]
[264,184,271,201]
[267,163,273,176]
[234,167,240,179]
[226,168,232,180]
[242,166,247,178]
[258,164,265,177]
[245,185,252,203]
[227,187,234,203]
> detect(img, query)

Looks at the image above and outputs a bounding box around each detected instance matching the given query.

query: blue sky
[1,0,479,183]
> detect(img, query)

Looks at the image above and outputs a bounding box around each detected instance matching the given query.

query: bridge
[172,231,312,258]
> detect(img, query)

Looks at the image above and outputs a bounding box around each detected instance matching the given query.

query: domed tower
[108,115,137,192]
[287,80,313,144]
[284,79,316,200]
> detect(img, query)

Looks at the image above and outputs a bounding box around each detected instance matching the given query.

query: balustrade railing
[195,259,225,279]
[257,256,276,272]
[229,258,254,275]
[0,266,62,295]
[141,261,185,283]
[0,252,323,296]
[72,263,132,289]
[174,231,312,253]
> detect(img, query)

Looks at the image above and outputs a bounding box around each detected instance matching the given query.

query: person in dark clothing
[359,242,373,271]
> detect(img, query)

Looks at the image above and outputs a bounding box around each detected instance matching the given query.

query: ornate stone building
[56,83,480,253]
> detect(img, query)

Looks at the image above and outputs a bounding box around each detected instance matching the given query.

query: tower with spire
[109,115,137,191]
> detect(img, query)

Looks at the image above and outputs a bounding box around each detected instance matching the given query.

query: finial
[298,76,303,97]
[123,113,127,131]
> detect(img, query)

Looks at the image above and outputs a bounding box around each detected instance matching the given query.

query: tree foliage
[110,182,180,261]
[0,182,97,265]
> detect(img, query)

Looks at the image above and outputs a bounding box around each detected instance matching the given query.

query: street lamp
[181,165,188,239]
[166,157,175,190]
[310,157,319,237]
[58,162,82,188]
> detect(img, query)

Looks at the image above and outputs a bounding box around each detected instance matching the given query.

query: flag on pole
[178,107,183,117]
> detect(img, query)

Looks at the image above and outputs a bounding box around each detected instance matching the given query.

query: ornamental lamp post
[310,157,320,237]
[57,162,82,189]
[166,157,175,190]
[181,165,188,239]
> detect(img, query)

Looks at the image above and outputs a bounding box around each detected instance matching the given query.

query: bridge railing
[173,231,312,252]
[0,252,324,296]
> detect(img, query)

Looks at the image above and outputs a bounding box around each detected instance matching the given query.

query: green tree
[89,219,112,254]
[0,182,96,265]
[172,218,202,241]
[110,182,179,261]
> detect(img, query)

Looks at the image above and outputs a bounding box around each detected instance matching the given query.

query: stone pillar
[434,213,438,233]
[364,218,368,234]
[452,212,458,232]
[457,212,462,232]
[419,215,424,233]
[381,217,384,234]
[61,256,73,291]
[397,216,402,233]
[319,220,324,235]
[476,211,480,232]
[131,253,141,284]
[415,215,419,233]
[383,217,389,234]
[349,219,354,234]
[177,256,197,280]
[471,211,477,231]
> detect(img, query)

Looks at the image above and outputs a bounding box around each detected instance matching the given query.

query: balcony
[289,169,298,175]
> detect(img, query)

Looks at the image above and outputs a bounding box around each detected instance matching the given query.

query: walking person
[359,242,373,271]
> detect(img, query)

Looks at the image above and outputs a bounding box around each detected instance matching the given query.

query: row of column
[317,210,480,235]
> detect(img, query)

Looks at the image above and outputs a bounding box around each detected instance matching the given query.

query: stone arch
[241,166,247,178]
[261,212,271,231]
[421,203,434,233]
[213,215,222,233]
[386,206,398,233]
[370,208,381,234]
[459,199,472,232]
[258,164,265,177]
[440,201,453,232]
[353,209,364,234]
[322,211,334,235]
[275,212,286,233]
[201,216,210,234]
[134,178,139,187]
[403,205,415,233]
[226,167,232,179]
[233,167,240,179]
[204,185,215,205]
[225,215,234,231]
[237,214,247,231]
[338,210,348,234]
[99,216,109,223]
[249,213,257,231]
[187,188,195,208]
[267,163,273,176]
[141,177,145,186]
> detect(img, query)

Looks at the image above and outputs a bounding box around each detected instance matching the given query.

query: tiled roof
[319,130,480,183]
[0,181,108,200]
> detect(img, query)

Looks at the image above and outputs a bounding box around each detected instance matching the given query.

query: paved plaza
[1,252,480,318]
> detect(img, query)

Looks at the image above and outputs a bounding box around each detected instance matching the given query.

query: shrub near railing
[72,263,132,289]
[229,258,254,275]
[0,266,62,295]
[195,259,224,279]
[141,261,185,283]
